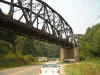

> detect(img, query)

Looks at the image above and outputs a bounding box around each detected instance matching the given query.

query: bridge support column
[74,47,79,62]
[60,47,79,62]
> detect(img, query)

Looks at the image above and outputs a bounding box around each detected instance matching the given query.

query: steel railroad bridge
[0,0,79,61]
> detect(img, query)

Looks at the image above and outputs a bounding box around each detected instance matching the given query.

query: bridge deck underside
[0,13,73,47]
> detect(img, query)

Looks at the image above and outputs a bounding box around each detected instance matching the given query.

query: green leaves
[79,23,100,60]
[0,30,60,63]
[92,29,100,54]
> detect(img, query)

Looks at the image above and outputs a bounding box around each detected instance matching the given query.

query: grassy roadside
[0,59,43,71]
[64,58,100,75]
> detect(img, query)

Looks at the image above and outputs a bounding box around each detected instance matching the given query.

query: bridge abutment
[60,47,79,62]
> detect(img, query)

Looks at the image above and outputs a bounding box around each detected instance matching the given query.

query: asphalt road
[0,61,67,75]
[0,64,42,75]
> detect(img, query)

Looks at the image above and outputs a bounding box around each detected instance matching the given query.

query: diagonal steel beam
[32,5,43,25]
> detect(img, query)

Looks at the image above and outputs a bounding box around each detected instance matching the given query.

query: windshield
[43,64,57,68]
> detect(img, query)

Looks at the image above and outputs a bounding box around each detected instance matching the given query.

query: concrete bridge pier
[60,47,79,62]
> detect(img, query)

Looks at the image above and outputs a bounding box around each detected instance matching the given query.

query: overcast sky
[0,0,100,34]
[42,0,100,34]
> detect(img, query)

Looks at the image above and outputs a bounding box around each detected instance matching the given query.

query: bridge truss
[0,0,73,47]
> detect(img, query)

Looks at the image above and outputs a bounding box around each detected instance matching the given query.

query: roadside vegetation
[64,23,100,75]
[0,31,60,71]
[64,58,100,75]
[79,23,100,60]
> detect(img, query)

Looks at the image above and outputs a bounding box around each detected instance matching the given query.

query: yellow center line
[9,66,37,75]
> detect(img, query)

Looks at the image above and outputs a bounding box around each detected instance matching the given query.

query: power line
[77,0,87,23]
[79,0,96,33]
[81,2,100,31]
[74,0,88,34]
[89,14,100,27]
[80,0,96,24]
[84,5,100,26]
[81,14,100,34]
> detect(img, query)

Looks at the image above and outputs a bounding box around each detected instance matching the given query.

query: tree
[24,38,37,56]
[92,29,100,56]
[15,35,27,56]
[79,23,100,60]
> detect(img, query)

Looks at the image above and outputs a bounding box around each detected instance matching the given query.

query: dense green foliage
[79,23,100,60]
[64,24,100,75]
[0,31,60,69]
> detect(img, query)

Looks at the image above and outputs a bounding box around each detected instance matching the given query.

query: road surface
[0,64,42,75]
[0,61,68,75]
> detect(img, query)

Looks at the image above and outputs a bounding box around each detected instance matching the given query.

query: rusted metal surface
[0,12,73,47]
[0,0,74,47]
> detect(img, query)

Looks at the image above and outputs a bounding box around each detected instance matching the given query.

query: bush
[22,55,37,63]
[5,53,16,59]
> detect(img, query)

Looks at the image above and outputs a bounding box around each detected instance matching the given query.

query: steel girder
[0,0,73,47]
